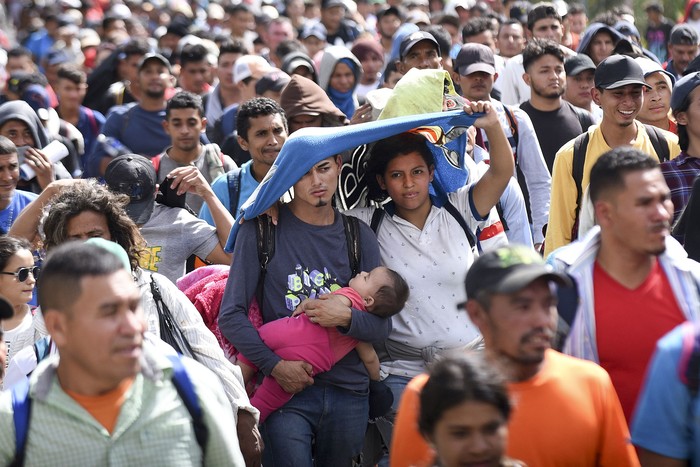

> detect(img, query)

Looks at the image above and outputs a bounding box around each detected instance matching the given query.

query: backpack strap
[152,154,162,179]
[443,200,477,249]
[370,207,385,234]
[254,215,275,314]
[571,104,594,132]
[167,355,208,463]
[11,378,31,467]
[341,214,361,277]
[203,143,226,181]
[227,168,243,215]
[679,321,700,397]
[495,201,509,232]
[502,105,519,163]
[33,337,51,366]
[84,107,99,136]
[571,131,590,241]
[643,124,670,162]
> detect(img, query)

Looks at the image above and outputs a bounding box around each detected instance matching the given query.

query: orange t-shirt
[64,378,135,434]
[594,259,685,422]
[390,350,640,467]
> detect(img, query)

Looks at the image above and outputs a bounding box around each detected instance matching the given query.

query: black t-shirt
[520,100,590,173]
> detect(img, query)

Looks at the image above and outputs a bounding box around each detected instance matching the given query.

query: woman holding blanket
[346,100,514,458]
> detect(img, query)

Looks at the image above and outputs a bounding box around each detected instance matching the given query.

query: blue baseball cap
[671,71,700,111]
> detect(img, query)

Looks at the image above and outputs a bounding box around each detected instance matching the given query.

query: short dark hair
[42,181,146,272]
[56,64,87,85]
[366,132,434,202]
[121,38,151,58]
[371,268,410,318]
[462,17,493,42]
[224,3,253,16]
[527,2,562,31]
[237,97,287,142]
[7,47,32,61]
[275,39,306,61]
[218,40,250,58]
[674,93,693,152]
[418,354,511,439]
[522,38,565,71]
[38,242,126,314]
[0,136,17,156]
[568,3,586,15]
[166,91,204,119]
[589,147,659,203]
[424,26,452,57]
[0,236,32,272]
[436,14,460,30]
[180,44,209,68]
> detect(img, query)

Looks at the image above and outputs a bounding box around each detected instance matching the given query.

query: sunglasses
[0,266,40,282]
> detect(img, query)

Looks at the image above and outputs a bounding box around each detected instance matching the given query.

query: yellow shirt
[544,121,679,256]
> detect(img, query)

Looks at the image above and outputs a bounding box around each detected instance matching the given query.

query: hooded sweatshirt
[577,23,625,63]
[0,100,71,191]
[280,74,349,127]
[317,46,362,119]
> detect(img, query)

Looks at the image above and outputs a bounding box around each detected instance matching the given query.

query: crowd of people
[0,0,697,465]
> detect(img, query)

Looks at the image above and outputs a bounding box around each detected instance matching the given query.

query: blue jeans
[261,383,369,467]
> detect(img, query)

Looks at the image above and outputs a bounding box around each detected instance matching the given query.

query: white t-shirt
[348,184,485,378]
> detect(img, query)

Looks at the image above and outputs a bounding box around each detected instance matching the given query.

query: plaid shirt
[660,151,700,223]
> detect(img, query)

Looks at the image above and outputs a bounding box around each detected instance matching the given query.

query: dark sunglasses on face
[0,266,40,282]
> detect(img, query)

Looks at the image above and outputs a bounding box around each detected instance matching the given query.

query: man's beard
[533,84,565,99]
[144,88,165,99]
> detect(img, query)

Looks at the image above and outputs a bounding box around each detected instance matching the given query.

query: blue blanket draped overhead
[225,109,481,252]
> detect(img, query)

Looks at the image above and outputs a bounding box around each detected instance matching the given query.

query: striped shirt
[661,151,700,224]
[0,342,245,466]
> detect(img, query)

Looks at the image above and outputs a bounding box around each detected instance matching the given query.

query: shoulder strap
[643,124,670,162]
[370,207,385,233]
[443,200,477,249]
[571,104,594,132]
[32,337,51,365]
[495,201,509,232]
[503,105,519,162]
[167,355,208,463]
[341,214,361,277]
[227,168,243,215]
[571,131,590,240]
[203,143,226,181]
[254,215,275,313]
[152,154,162,179]
[679,322,700,398]
[11,378,31,467]
[84,107,99,136]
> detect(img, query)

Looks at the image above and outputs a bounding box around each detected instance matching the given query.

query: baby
[237,266,409,422]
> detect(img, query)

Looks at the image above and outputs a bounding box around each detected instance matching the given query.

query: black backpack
[252,213,362,312]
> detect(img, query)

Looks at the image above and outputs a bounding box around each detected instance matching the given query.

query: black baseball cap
[465,245,571,299]
[594,55,650,90]
[670,24,699,45]
[138,52,172,73]
[399,31,440,61]
[104,154,157,225]
[564,53,596,76]
[454,43,495,76]
[256,69,291,95]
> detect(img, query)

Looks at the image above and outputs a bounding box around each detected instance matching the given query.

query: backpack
[253,213,362,313]
[10,354,208,467]
[369,200,477,251]
[679,321,700,398]
[152,144,227,183]
[570,124,670,240]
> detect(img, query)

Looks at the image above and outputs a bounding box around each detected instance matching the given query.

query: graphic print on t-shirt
[284,263,343,311]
